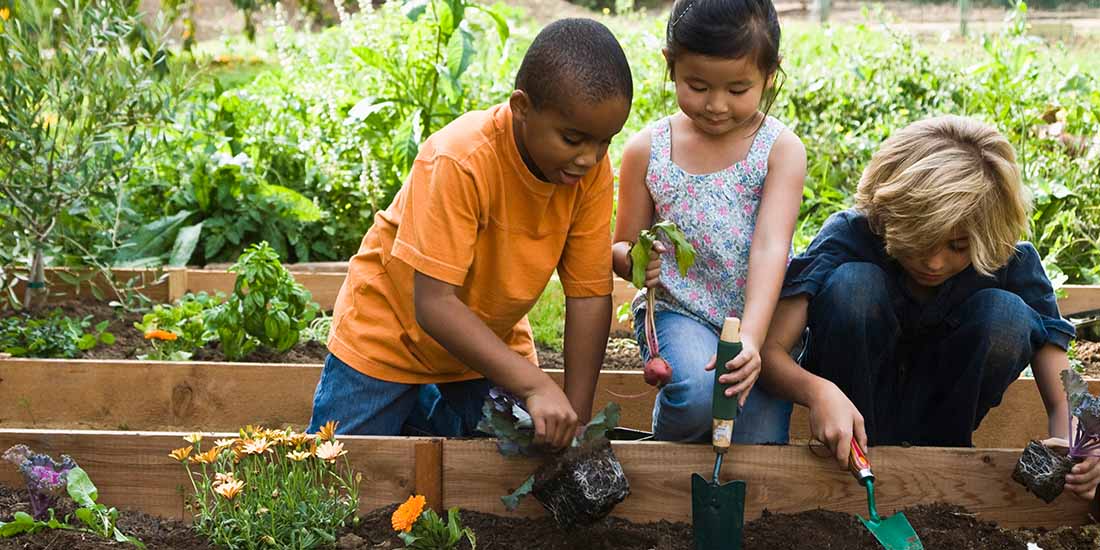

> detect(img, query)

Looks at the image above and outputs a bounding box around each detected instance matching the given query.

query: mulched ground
[1077,340,1100,377]
[3,484,1099,549]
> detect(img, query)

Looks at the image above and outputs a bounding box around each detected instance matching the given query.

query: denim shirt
[781,209,1075,350]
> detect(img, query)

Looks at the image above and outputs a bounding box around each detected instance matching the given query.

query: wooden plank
[183,270,346,311]
[5,358,1095,448]
[1061,284,1100,316]
[0,430,424,520]
[0,359,319,431]
[14,268,172,304]
[441,439,1091,528]
[415,439,444,513]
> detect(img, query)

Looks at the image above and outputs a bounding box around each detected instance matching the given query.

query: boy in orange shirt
[308,18,633,448]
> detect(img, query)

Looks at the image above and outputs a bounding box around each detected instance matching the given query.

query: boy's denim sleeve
[781,211,873,299]
[1004,242,1076,350]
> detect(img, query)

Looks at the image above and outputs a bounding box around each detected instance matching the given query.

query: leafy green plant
[301,312,333,344]
[0,309,114,358]
[0,0,178,309]
[171,425,359,550]
[477,388,622,510]
[134,291,223,360]
[390,495,477,550]
[207,242,320,360]
[0,445,144,546]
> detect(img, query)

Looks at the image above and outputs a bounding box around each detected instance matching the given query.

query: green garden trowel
[692,317,746,550]
[849,439,924,550]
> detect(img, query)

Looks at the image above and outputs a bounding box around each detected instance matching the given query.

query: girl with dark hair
[612,0,806,443]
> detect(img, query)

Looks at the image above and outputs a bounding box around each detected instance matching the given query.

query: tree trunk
[23,247,46,311]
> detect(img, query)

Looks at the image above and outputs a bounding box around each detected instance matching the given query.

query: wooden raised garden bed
[0,429,1090,529]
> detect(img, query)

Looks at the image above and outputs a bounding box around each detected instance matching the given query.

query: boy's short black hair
[514,18,633,112]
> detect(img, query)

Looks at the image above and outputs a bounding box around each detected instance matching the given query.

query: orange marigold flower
[169,446,193,462]
[214,479,244,500]
[317,420,338,442]
[0,8,10,21]
[391,495,426,533]
[315,440,347,462]
[144,329,178,341]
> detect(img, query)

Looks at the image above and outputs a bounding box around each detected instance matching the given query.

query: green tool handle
[711,339,742,453]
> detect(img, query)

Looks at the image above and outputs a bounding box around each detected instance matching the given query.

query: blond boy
[761,116,1100,500]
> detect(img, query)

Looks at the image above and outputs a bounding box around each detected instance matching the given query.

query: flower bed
[0,432,1098,549]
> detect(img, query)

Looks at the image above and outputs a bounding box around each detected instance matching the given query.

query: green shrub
[0,309,114,358]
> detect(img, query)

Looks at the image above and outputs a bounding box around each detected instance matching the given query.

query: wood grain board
[441,439,1092,528]
[0,430,423,520]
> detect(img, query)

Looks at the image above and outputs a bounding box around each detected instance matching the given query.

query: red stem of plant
[645,288,659,357]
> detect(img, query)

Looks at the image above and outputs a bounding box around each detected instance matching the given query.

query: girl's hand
[807,380,867,469]
[704,339,761,407]
[644,241,666,288]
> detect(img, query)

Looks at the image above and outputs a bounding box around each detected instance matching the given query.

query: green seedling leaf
[653,221,697,276]
[628,231,656,290]
[0,511,45,537]
[501,475,535,511]
[580,402,621,445]
[66,467,98,508]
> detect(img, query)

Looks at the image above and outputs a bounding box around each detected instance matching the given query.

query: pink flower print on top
[638,115,787,329]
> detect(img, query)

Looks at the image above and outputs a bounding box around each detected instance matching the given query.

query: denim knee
[954,288,1035,372]
[636,311,719,442]
[813,262,892,330]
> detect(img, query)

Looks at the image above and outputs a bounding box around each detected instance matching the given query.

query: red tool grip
[848,438,874,483]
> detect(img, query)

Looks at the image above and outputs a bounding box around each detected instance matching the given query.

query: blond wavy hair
[855,116,1031,276]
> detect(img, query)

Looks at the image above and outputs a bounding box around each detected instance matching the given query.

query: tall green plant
[0,0,176,309]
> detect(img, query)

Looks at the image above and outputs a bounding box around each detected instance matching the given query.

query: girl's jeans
[307,353,491,436]
[634,309,794,443]
[803,262,1045,446]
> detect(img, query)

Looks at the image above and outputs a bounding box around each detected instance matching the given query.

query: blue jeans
[804,262,1044,446]
[307,353,491,436]
[634,309,793,443]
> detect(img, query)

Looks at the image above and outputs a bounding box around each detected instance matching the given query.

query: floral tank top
[631,115,788,331]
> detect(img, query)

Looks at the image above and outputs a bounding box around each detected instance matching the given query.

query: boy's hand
[524,381,579,450]
[807,380,867,469]
[704,340,761,407]
[644,241,666,288]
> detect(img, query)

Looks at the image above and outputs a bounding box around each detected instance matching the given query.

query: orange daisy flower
[144,329,178,341]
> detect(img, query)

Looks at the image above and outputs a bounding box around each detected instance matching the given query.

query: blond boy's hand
[1042,437,1100,500]
[524,382,579,450]
[807,380,867,469]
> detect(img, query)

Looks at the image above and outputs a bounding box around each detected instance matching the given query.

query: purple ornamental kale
[1062,370,1100,459]
[3,444,78,520]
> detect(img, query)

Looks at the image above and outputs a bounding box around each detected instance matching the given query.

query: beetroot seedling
[629,221,696,387]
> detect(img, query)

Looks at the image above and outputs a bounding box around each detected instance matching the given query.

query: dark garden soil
[1077,341,1100,377]
[537,331,642,372]
[4,484,1099,549]
[0,300,330,364]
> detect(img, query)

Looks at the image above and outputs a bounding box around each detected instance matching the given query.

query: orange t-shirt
[327,103,613,384]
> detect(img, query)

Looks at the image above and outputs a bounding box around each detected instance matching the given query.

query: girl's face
[666,51,772,137]
[897,232,972,289]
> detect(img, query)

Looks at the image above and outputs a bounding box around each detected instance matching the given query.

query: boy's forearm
[1033,343,1072,440]
[415,276,555,400]
[562,294,611,423]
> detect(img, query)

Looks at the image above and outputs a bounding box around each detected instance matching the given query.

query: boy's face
[897,231,972,289]
[510,91,630,185]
